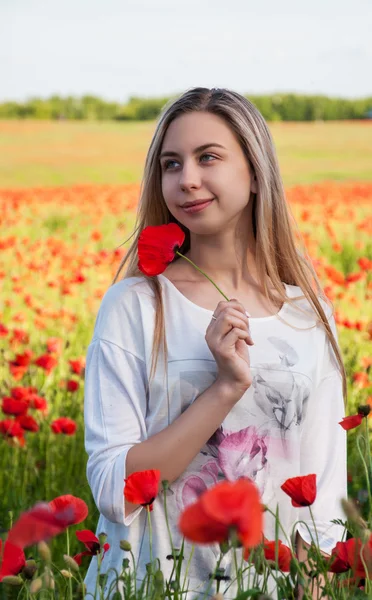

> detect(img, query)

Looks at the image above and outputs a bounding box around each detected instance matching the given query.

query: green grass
[0,120,371,187]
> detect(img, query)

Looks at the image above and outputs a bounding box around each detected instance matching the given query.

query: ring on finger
[211,314,217,320]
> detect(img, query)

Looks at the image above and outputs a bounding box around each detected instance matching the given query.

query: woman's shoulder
[284,282,334,325]
[100,276,155,307]
[92,276,156,340]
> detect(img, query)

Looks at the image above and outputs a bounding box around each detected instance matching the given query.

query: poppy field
[0,120,372,597]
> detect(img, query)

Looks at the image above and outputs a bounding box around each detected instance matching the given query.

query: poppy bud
[30,577,43,593]
[360,528,372,544]
[120,540,132,551]
[341,498,368,529]
[98,532,107,546]
[358,405,371,417]
[37,541,51,562]
[64,554,80,572]
[43,567,55,590]
[76,583,87,598]
[1,576,23,586]
[60,569,73,578]
[23,559,37,579]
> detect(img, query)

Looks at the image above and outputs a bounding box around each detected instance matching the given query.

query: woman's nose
[179,160,202,191]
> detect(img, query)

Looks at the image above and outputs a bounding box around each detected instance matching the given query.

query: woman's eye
[163,153,215,171]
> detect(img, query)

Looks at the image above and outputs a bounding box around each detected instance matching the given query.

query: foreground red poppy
[280,474,317,507]
[244,538,292,572]
[339,414,363,430]
[179,478,263,549]
[7,496,88,549]
[49,494,88,524]
[138,224,185,276]
[73,530,110,565]
[124,469,161,510]
[0,539,26,582]
[329,535,372,578]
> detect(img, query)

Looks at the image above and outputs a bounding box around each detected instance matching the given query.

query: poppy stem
[66,528,73,600]
[175,252,230,301]
[233,546,242,593]
[356,431,372,525]
[146,506,154,591]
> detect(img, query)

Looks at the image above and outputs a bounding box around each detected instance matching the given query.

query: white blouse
[83,274,347,599]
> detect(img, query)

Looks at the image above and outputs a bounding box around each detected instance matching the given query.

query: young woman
[83,87,348,598]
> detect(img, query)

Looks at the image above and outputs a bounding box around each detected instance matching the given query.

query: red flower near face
[7,499,85,549]
[339,414,363,430]
[51,417,77,435]
[138,224,185,276]
[49,495,88,524]
[0,539,26,582]
[2,396,29,416]
[73,530,110,565]
[34,354,58,375]
[179,478,263,549]
[281,474,317,507]
[124,469,161,510]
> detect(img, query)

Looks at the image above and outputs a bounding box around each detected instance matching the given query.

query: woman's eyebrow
[159,143,226,159]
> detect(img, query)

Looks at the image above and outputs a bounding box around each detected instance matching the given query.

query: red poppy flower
[29,395,48,413]
[9,351,33,380]
[179,478,263,549]
[281,474,317,507]
[7,499,85,549]
[46,337,64,355]
[329,540,352,573]
[124,469,161,510]
[0,539,26,582]
[73,530,110,565]
[0,419,25,446]
[49,495,88,525]
[262,540,292,572]
[339,414,363,430]
[244,537,292,572]
[0,323,9,337]
[34,354,58,374]
[69,358,85,376]
[2,396,29,416]
[11,386,38,401]
[16,415,39,432]
[66,379,79,392]
[137,224,185,276]
[51,417,77,435]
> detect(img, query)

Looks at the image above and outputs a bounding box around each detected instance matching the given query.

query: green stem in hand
[175,252,230,301]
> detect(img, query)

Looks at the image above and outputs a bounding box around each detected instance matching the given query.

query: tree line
[1,93,371,121]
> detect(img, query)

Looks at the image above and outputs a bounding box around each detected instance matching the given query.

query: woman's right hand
[205,299,254,397]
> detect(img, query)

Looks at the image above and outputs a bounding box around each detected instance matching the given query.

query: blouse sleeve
[293,307,348,554]
[84,283,150,526]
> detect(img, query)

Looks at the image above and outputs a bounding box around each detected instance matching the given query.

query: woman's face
[159,111,257,234]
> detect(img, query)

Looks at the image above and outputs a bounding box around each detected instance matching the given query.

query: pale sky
[2,0,372,102]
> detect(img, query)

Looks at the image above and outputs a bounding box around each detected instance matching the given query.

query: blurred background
[0,0,372,579]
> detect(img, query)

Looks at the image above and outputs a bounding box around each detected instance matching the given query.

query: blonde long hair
[112,87,347,405]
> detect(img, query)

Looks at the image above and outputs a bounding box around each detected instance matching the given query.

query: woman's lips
[182,200,214,214]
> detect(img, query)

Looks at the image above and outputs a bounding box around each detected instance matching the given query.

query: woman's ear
[251,174,258,194]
